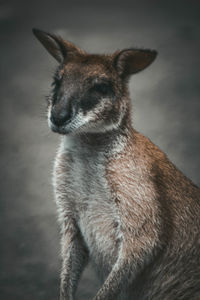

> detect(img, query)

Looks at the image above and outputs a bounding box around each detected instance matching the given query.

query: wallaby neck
[61,124,133,157]
[61,108,133,155]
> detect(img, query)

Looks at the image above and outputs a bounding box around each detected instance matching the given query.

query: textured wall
[0,1,200,299]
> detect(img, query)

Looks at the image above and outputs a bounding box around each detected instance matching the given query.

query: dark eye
[91,82,113,95]
[51,69,63,88]
[51,76,62,88]
[51,73,63,105]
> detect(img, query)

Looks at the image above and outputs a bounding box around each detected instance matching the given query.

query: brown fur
[106,128,200,298]
[33,29,200,300]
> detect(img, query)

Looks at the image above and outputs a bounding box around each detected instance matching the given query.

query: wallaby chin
[34,29,200,300]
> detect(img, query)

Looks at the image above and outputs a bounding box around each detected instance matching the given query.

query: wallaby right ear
[32,28,83,63]
[113,48,157,78]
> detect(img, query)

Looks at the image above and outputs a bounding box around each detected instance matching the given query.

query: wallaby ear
[113,48,157,78]
[32,28,83,63]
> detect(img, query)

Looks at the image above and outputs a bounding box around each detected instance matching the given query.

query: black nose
[50,107,72,126]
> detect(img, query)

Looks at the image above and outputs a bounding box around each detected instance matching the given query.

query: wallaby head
[33,29,157,135]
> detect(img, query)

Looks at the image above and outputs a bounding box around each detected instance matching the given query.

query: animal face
[33,29,157,135]
[48,55,125,134]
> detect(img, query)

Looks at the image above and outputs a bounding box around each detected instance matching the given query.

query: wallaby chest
[54,138,121,272]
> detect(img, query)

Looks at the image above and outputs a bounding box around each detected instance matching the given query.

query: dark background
[0,1,200,299]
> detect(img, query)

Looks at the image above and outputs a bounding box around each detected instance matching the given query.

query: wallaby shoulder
[106,128,200,242]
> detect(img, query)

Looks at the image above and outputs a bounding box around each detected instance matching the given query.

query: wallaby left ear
[113,48,157,78]
[32,28,83,63]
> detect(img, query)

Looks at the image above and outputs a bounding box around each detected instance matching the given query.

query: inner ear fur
[113,48,157,78]
[32,28,84,63]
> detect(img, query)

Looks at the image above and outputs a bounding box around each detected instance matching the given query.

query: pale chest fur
[53,136,124,276]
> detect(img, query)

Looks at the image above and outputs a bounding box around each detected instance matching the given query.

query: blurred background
[0,0,200,299]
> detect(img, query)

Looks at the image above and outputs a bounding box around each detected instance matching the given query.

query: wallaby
[33,28,200,300]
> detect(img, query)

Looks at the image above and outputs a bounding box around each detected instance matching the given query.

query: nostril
[59,110,71,123]
[50,107,72,126]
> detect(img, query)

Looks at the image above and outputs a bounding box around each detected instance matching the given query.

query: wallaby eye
[95,83,109,94]
[52,76,62,87]
[52,69,63,87]
[91,82,113,95]
[52,80,59,88]
[51,71,63,105]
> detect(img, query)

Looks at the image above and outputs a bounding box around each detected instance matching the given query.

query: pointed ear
[113,48,157,78]
[32,28,83,63]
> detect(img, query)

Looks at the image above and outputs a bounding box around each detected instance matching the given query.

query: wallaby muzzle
[50,97,73,127]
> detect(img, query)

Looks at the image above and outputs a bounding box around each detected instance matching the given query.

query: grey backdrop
[0,0,200,299]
